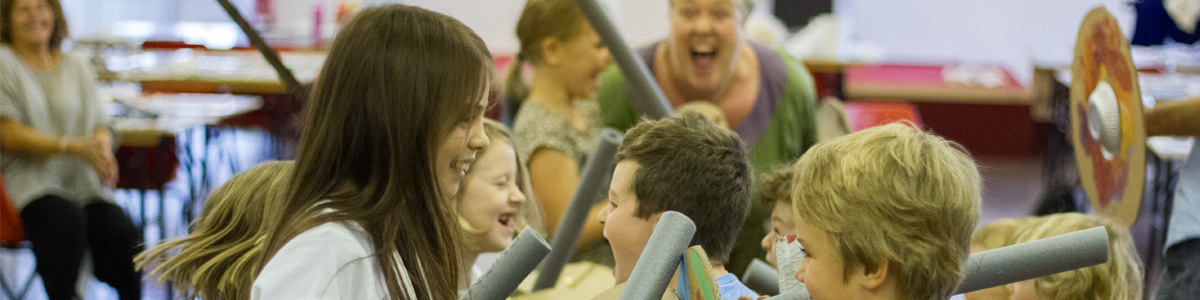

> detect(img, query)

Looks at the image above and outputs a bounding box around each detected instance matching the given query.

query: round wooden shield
[1070,7,1146,228]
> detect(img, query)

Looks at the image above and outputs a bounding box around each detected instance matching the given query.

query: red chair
[115,136,181,233]
[841,101,924,131]
[0,175,38,299]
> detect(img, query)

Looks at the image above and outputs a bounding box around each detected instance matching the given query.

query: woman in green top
[595,0,819,274]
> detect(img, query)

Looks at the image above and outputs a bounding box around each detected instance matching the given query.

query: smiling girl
[455,120,544,292]
[139,5,494,299]
[508,0,613,259]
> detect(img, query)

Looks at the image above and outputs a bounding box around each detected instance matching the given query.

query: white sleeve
[251,223,387,300]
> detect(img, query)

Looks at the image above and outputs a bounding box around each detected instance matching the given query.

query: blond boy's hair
[971,217,1039,252]
[791,123,981,300]
[677,101,728,129]
[1011,213,1143,300]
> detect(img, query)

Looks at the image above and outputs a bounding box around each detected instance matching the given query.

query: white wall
[836,0,1137,83]
[63,0,1140,83]
[280,0,1135,82]
[270,0,670,55]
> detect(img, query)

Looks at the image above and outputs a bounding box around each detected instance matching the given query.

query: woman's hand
[68,138,118,187]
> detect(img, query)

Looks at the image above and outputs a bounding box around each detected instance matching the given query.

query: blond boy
[964,217,1038,300]
[1006,213,1143,300]
[790,123,981,300]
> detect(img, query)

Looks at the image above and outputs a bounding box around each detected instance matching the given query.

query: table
[834,63,1038,156]
[97,49,324,94]
[843,63,1031,105]
[1032,44,1200,122]
[112,93,262,242]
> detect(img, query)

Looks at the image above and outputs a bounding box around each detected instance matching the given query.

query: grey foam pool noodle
[462,227,552,300]
[532,129,624,291]
[742,259,780,295]
[572,0,673,119]
[619,211,696,300]
[953,226,1110,294]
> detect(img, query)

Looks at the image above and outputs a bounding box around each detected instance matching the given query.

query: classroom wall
[271,0,670,55]
[837,0,1136,83]
[294,0,1131,82]
[63,0,1136,83]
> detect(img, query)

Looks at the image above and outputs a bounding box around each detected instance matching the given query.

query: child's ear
[539,37,562,65]
[860,254,890,290]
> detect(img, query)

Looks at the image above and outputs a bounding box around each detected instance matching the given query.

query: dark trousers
[1156,238,1200,300]
[19,195,142,300]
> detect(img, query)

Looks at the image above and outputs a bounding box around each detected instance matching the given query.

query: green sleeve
[727,47,821,276]
[747,48,820,172]
[596,64,638,133]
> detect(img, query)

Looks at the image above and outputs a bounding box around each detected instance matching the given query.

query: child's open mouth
[497,212,515,230]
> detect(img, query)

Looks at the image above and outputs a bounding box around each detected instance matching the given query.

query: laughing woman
[595,0,819,274]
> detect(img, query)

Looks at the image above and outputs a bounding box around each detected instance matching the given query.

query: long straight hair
[135,161,293,299]
[268,5,494,299]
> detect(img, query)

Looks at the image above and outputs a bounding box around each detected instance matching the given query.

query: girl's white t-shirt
[251,220,422,299]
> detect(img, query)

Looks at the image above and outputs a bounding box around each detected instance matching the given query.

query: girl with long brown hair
[138,4,493,299]
[253,3,493,298]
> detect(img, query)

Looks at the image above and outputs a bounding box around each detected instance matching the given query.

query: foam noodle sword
[533,129,625,291]
[571,0,674,119]
[463,227,553,300]
[762,226,1110,299]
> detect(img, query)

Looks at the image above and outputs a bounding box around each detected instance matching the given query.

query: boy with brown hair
[790,123,982,300]
[757,166,797,267]
[597,112,758,299]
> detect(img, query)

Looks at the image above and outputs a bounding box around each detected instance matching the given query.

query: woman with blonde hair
[141,4,493,299]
